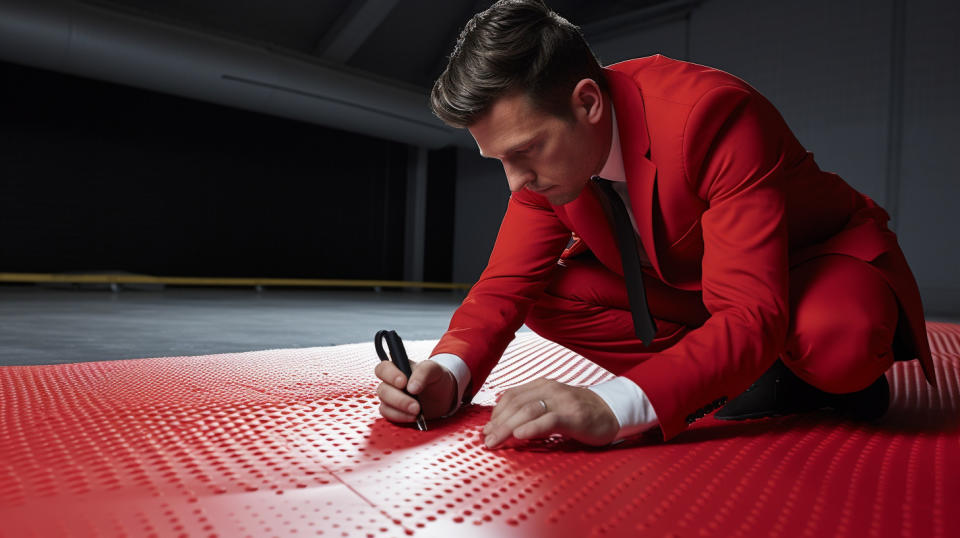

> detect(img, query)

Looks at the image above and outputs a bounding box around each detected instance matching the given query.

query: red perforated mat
[2,323,959,537]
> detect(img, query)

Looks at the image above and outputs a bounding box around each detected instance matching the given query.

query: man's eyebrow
[478,137,538,159]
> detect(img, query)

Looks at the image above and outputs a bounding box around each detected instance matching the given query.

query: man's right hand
[375,359,458,423]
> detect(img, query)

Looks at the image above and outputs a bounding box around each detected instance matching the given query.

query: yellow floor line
[0,273,472,290]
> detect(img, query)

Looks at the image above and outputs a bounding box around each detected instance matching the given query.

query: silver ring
[538,399,548,412]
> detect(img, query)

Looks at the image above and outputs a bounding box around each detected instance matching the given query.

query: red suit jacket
[431,54,935,440]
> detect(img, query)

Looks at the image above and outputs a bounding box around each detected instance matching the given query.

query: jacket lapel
[605,67,664,280]
[555,180,619,271]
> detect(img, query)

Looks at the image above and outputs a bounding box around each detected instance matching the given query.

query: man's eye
[517,144,537,155]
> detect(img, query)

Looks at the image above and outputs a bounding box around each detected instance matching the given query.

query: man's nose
[504,163,533,192]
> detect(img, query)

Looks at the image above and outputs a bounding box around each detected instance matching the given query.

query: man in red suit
[374,0,935,446]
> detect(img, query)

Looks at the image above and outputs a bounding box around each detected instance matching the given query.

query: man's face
[468,84,609,206]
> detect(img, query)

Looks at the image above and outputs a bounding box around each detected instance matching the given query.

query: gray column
[404,146,428,284]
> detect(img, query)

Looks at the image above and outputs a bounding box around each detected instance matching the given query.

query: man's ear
[571,78,604,124]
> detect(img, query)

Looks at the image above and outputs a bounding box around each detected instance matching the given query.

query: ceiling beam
[581,0,703,42]
[0,0,471,148]
[315,0,400,63]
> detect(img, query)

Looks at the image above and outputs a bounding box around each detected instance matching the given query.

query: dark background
[0,0,957,314]
[0,62,460,280]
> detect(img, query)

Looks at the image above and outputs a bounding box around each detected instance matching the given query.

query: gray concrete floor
[0,285,472,366]
[2,285,956,367]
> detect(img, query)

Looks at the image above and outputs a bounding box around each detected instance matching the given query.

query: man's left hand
[482,378,620,448]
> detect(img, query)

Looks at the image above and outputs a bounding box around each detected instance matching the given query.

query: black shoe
[830,374,889,421]
[715,359,890,421]
[715,359,825,420]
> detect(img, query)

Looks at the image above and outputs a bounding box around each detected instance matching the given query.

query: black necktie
[592,176,658,346]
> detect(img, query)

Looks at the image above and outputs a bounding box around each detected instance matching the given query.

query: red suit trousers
[525,253,898,394]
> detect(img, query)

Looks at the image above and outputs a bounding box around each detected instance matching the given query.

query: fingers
[488,378,544,424]
[374,359,457,424]
[481,381,621,448]
[379,402,417,423]
[377,381,420,422]
[484,397,555,449]
[407,360,444,395]
[512,412,561,441]
[374,359,421,423]
[374,360,408,389]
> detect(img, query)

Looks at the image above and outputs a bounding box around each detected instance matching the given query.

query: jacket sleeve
[623,84,792,440]
[429,188,572,404]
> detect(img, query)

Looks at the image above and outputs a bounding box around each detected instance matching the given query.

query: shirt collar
[596,105,626,182]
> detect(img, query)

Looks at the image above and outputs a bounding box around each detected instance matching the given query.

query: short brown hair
[430,0,607,128]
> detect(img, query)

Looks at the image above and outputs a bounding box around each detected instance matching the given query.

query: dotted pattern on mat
[1,324,959,538]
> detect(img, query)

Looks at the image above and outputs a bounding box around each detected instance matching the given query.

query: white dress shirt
[429,106,660,443]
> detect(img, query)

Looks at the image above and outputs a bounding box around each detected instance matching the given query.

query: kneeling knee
[788,316,895,393]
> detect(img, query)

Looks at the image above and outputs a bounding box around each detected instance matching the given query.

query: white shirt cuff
[428,353,472,418]
[588,376,660,443]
